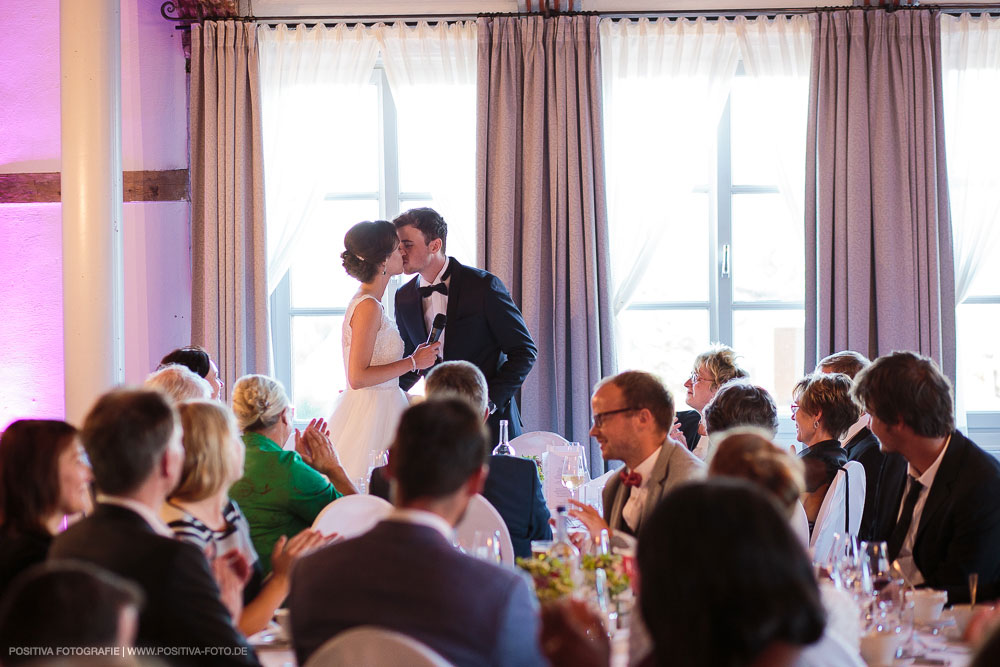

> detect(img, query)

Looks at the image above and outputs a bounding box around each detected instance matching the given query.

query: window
[269,66,476,422]
[610,70,805,412]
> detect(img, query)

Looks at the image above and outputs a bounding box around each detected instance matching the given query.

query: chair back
[311,494,393,539]
[810,461,867,561]
[454,494,515,566]
[508,431,569,459]
[791,500,810,548]
[304,626,454,667]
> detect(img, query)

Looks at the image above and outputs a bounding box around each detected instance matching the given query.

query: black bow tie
[419,282,448,298]
[418,263,452,299]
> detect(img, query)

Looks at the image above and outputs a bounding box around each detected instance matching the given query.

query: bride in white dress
[328,220,440,484]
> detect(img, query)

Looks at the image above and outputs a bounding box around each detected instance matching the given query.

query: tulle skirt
[328,385,410,484]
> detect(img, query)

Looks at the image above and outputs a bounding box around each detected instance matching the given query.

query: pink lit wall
[1,0,191,429]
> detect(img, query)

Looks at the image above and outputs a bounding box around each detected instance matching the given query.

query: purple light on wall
[0,204,66,429]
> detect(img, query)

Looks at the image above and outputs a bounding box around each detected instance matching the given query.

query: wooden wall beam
[0,169,189,204]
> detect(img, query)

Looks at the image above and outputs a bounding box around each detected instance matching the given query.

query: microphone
[426,313,447,345]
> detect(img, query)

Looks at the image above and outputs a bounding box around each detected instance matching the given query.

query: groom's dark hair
[389,398,488,503]
[393,207,448,252]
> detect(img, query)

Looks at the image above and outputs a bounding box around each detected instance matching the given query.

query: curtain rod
[161,2,1000,26]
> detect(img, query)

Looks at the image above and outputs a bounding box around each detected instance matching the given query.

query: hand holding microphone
[411,314,446,370]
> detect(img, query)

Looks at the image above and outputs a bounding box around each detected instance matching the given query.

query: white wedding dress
[328,293,410,484]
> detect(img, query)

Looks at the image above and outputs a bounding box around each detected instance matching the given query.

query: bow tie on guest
[620,471,643,488]
[419,282,448,298]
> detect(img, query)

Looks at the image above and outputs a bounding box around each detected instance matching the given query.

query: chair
[304,626,453,667]
[454,494,515,565]
[810,461,866,562]
[311,494,393,540]
[578,467,617,515]
[508,430,569,460]
[791,500,810,548]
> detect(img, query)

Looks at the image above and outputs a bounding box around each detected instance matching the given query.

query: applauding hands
[295,418,358,495]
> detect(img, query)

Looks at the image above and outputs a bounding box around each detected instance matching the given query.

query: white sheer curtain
[734,15,813,222]
[940,13,1000,428]
[374,21,478,264]
[259,24,379,294]
[940,13,1000,306]
[599,18,740,315]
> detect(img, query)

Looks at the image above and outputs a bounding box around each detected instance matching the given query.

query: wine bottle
[491,419,516,456]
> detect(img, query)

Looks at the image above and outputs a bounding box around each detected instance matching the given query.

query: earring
[382,268,386,275]
[813,421,819,429]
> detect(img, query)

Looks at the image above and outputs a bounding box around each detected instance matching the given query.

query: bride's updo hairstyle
[231,374,290,433]
[341,220,399,283]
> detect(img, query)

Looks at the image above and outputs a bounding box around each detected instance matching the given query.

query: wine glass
[471,530,502,565]
[861,541,892,601]
[367,448,388,476]
[561,451,587,500]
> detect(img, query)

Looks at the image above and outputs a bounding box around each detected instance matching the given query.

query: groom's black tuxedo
[395,257,537,441]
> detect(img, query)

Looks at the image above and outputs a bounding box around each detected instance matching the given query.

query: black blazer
[394,257,537,441]
[870,431,1000,604]
[843,426,907,541]
[675,409,702,452]
[49,504,258,666]
[369,455,552,559]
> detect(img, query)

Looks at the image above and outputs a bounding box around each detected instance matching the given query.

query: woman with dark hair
[159,345,224,400]
[792,373,859,530]
[328,220,440,483]
[638,480,826,667]
[0,420,94,595]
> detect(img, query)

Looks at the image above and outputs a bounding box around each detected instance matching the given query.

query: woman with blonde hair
[228,375,355,576]
[164,400,329,635]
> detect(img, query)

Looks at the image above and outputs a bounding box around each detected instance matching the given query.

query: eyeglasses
[689,372,714,386]
[591,407,639,428]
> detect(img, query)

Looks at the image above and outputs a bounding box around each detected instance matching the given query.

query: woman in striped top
[163,400,328,636]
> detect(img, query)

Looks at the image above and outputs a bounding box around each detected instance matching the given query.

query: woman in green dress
[229,374,356,573]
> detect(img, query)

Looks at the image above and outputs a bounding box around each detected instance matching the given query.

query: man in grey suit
[570,371,705,539]
[288,398,544,666]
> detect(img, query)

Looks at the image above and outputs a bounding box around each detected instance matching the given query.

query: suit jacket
[288,519,544,667]
[843,426,908,541]
[870,431,1000,603]
[602,439,706,537]
[49,504,258,666]
[675,409,702,452]
[394,257,538,442]
[368,456,552,559]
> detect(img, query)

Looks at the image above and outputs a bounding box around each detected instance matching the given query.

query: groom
[393,207,537,443]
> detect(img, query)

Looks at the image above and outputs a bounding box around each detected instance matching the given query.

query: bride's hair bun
[343,220,400,283]
[231,374,289,432]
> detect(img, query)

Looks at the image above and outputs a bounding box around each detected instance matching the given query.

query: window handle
[721,244,731,278]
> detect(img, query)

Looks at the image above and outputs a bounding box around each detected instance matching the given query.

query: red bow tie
[620,471,643,488]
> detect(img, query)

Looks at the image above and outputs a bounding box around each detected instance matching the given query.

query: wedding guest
[854,351,1000,603]
[700,379,780,461]
[817,350,907,541]
[49,389,258,664]
[568,371,704,541]
[229,374,355,574]
[289,398,543,666]
[369,360,552,558]
[0,560,142,664]
[0,420,93,597]
[792,373,858,532]
[164,400,329,635]
[160,345,225,400]
[708,429,805,520]
[673,344,748,455]
[639,480,825,667]
[145,363,212,403]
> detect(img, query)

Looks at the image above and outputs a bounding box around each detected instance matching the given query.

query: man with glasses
[673,344,748,454]
[570,371,704,539]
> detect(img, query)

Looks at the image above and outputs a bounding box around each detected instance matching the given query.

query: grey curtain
[190,21,270,389]
[805,9,955,379]
[476,15,615,470]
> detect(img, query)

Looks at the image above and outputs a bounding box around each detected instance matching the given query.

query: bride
[328,220,440,484]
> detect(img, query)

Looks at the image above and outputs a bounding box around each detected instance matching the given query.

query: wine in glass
[561,449,587,500]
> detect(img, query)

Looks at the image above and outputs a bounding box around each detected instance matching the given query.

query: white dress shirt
[419,258,450,351]
[97,494,174,538]
[622,449,660,532]
[896,434,951,585]
[386,508,455,542]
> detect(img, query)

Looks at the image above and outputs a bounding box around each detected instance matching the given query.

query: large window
[269,66,475,422]
[610,71,805,411]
